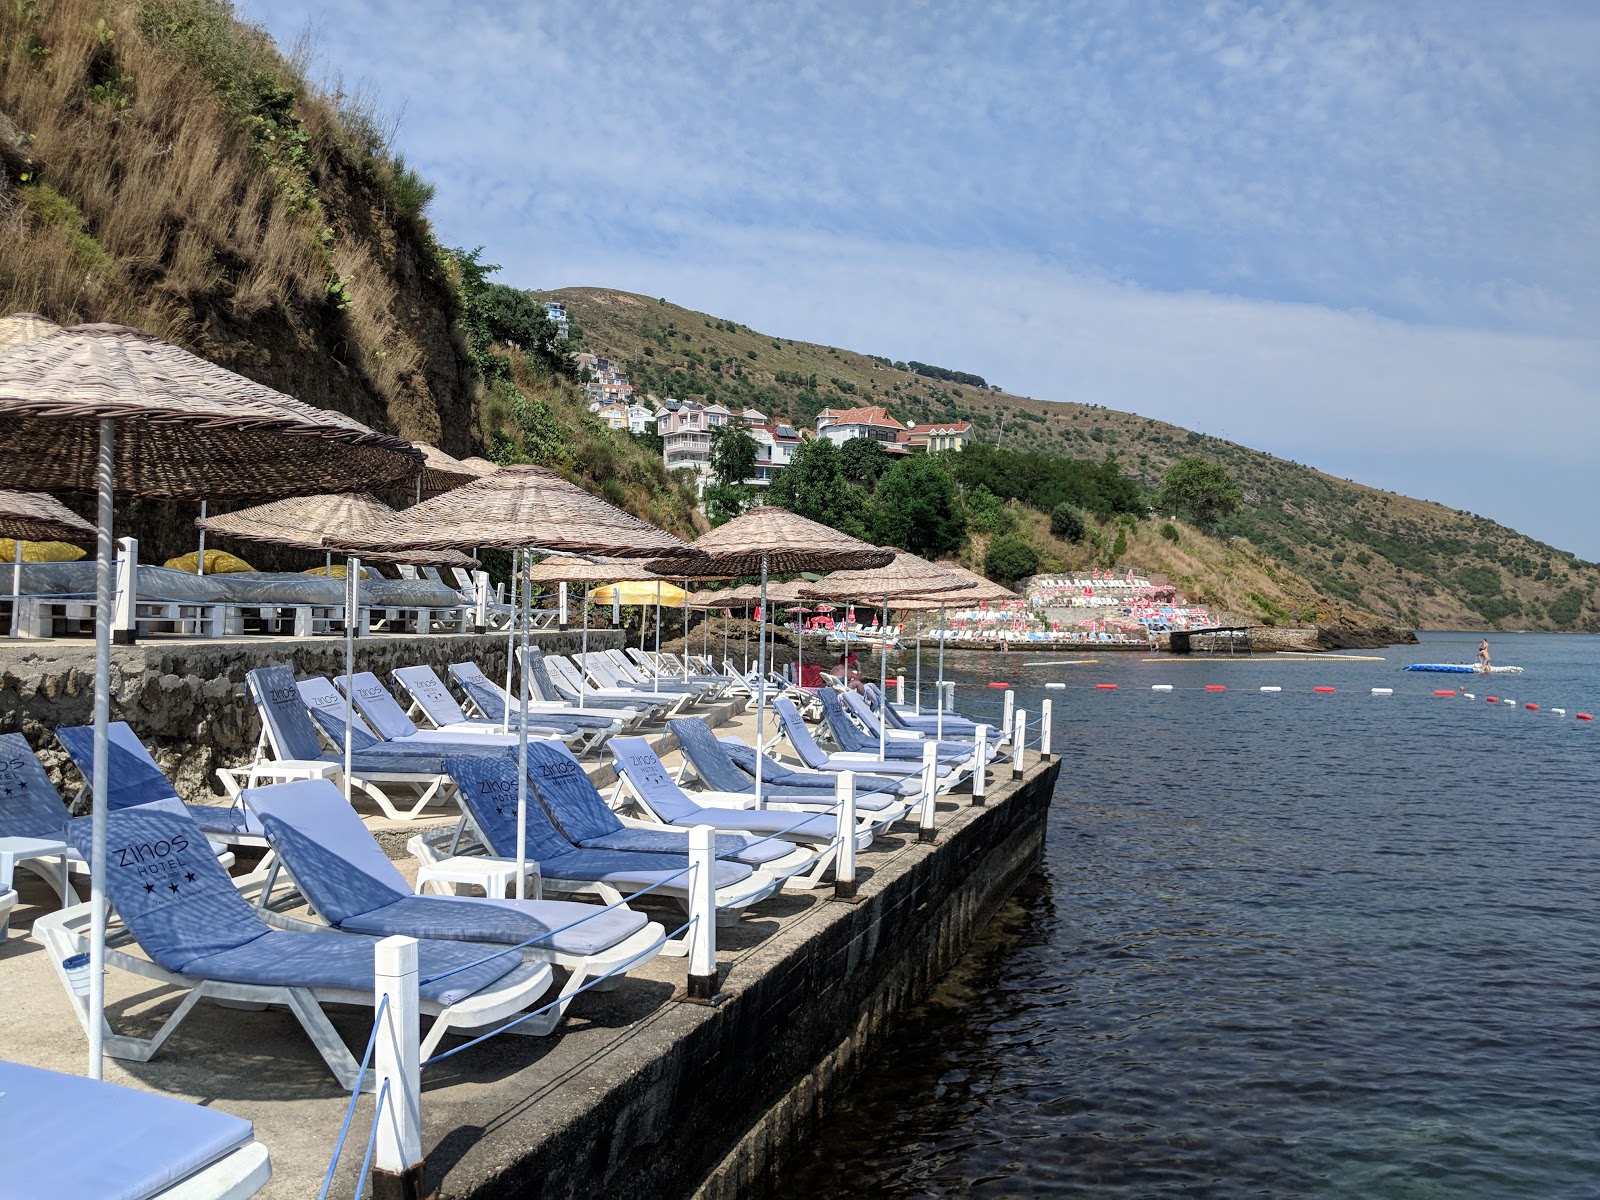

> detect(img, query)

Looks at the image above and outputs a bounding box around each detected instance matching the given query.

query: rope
[422,915,696,1066]
[351,1078,391,1200]
[417,866,693,987]
[317,994,388,1200]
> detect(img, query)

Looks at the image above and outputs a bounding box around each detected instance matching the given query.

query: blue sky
[246,0,1600,557]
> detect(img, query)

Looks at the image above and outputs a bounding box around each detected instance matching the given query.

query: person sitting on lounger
[826,653,864,693]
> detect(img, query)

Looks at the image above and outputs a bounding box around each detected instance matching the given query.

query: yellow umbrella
[588,580,688,607]
[0,538,86,563]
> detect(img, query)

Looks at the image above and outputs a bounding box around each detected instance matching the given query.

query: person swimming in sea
[1478,638,1490,672]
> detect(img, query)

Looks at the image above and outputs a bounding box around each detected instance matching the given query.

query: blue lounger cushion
[522,740,791,864]
[0,1060,256,1200]
[298,677,521,758]
[393,664,618,732]
[245,779,648,958]
[819,691,970,763]
[667,716,897,803]
[341,671,586,740]
[611,738,838,841]
[445,756,755,892]
[66,801,522,1006]
[772,698,933,777]
[0,730,72,839]
[54,723,265,838]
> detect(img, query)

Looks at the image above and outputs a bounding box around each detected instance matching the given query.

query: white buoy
[1151,684,1173,692]
[1260,686,1281,693]
[1371,687,1393,695]
[1045,682,1067,689]
[1463,692,1475,700]
[1501,698,1515,706]
[1552,708,1566,716]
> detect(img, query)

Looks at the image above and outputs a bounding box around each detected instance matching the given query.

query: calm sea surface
[771,631,1599,1199]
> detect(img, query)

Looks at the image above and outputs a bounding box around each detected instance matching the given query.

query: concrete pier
[0,691,1058,1198]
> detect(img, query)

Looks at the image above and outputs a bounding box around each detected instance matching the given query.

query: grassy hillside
[545,287,1600,632]
[0,1,694,560]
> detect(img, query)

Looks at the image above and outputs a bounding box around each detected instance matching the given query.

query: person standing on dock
[1478,638,1491,672]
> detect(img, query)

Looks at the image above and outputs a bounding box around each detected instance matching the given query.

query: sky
[245,0,1600,558]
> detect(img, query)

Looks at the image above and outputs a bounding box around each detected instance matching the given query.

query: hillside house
[543,302,570,339]
[901,420,974,453]
[816,405,909,451]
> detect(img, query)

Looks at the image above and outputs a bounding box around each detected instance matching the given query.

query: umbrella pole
[579,589,589,710]
[681,581,689,685]
[722,604,729,674]
[742,604,749,673]
[880,594,889,759]
[324,550,332,575]
[343,557,359,802]
[88,418,114,1080]
[936,600,947,739]
[502,549,518,733]
[515,546,531,900]
[754,554,768,809]
[8,539,20,639]
[653,581,661,695]
[914,613,922,713]
[196,500,206,575]
[796,604,804,686]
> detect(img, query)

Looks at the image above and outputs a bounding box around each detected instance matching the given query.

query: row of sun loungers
[2,648,997,1196]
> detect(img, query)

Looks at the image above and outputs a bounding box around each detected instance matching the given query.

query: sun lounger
[300,674,578,751]
[438,755,779,921]
[522,740,812,872]
[581,651,703,704]
[607,649,715,696]
[35,799,556,1089]
[335,670,605,754]
[862,682,980,737]
[535,653,675,717]
[818,690,980,765]
[840,689,994,755]
[0,1059,271,1198]
[0,732,81,936]
[772,697,950,780]
[242,779,666,1019]
[667,717,919,813]
[460,655,656,725]
[392,664,623,746]
[245,665,497,820]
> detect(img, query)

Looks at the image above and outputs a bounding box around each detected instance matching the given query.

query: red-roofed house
[901,420,974,453]
[816,405,908,449]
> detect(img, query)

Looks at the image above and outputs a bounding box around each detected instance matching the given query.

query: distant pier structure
[1169,626,1253,655]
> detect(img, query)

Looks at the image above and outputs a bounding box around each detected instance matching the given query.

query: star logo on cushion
[185,872,196,883]
[143,882,154,894]
[168,882,180,894]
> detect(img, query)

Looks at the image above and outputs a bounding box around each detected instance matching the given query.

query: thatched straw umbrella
[0,319,421,1080]
[895,565,1020,725]
[1,490,96,638]
[457,456,499,476]
[649,508,892,807]
[196,492,475,574]
[803,552,973,755]
[410,441,481,500]
[325,465,703,900]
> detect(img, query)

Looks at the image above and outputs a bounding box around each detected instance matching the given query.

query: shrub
[1159,522,1179,543]
[984,536,1038,584]
[1050,503,1086,542]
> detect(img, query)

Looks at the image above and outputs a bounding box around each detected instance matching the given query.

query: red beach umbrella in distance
[0,318,423,1081]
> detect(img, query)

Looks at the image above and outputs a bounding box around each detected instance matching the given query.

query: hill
[542,287,1600,633]
[0,0,695,563]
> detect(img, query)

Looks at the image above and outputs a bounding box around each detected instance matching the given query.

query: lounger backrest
[817,690,871,752]
[841,690,885,735]
[0,731,70,839]
[247,666,332,761]
[243,780,409,923]
[522,740,624,843]
[392,665,472,726]
[67,799,270,974]
[608,737,698,821]
[56,722,178,811]
[718,739,806,786]
[444,755,574,861]
[449,661,509,722]
[342,672,421,741]
[773,697,828,768]
[542,656,587,698]
[296,677,382,749]
[666,717,751,792]
[519,648,564,704]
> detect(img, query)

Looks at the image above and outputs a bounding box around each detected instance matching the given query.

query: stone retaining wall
[0,629,623,802]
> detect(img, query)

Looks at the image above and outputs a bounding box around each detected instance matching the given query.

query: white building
[816,404,910,451]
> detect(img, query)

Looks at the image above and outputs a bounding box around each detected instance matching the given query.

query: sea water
[771,631,1599,1198]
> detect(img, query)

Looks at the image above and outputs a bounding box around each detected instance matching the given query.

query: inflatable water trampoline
[1403,663,1525,674]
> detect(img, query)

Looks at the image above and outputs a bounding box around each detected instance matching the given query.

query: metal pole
[501,549,518,733]
[681,579,690,685]
[196,500,206,575]
[87,418,114,1080]
[878,594,890,759]
[685,824,719,1000]
[653,581,661,694]
[324,549,332,575]
[832,770,857,901]
[936,600,948,739]
[742,602,749,673]
[579,586,589,710]
[343,556,359,802]
[753,554,768,809]
[8,539,20,639]
[913,612,922,712]
[557,580,568,632]
[516,546,531,900]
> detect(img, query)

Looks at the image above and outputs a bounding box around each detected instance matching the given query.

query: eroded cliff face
[1,1,481,563]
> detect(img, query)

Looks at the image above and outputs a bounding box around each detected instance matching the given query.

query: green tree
[701,482,753,526]
[768,438,865,536]
[1158,456,1243,528]
[984,535,1039,584]
[868,455,967,556]
[965,485,1015,536]
[1111,528,1128,560]
[1049,502,1085,542]
[838,436,889,486]
[481,283,573,378]
[708,423,758,486]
